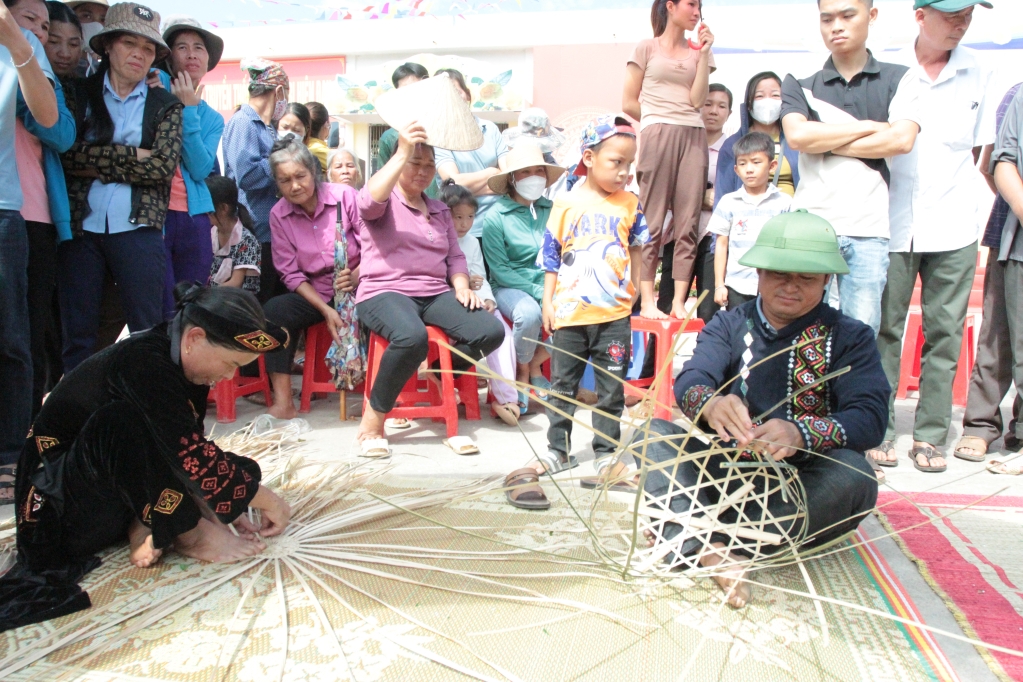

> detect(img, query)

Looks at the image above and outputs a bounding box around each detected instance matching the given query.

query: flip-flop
[491,402,519,426]
[580,474,640,494]
[444,436,480,456]
[865,455,886,484]
[910,445,947,473]
[988,458,1023,475]
[953,435,988,462]
[529,376,552,397]
[517,390,529,416]
[866,440,898,468]
[539,453,579,476]
[504,468,551,510]
[360,438,390,459]
[385,418,413,430]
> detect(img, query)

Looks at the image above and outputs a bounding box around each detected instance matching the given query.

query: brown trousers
[636,123,708,285]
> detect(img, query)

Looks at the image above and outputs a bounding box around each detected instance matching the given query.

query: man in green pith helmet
[628,210,888,609]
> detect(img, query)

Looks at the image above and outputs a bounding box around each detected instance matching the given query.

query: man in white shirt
[873,0,995,474]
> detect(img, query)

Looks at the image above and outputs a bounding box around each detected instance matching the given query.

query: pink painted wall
[532,43,636,124]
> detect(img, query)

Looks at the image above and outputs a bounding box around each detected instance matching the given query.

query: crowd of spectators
[0,0,1018,509]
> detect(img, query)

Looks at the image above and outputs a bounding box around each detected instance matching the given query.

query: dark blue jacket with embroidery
[673,299,888,454]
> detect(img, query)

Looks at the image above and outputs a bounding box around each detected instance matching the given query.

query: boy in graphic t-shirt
[537,115,650,478]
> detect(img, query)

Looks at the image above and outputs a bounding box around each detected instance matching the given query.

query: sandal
[517,390,529,416]
[529,375,552,397]
[866,440,898,468]
[0,464,16,505]
[504,468,551,510]
[444,436,480,456]
[580,474,640,494]
[954,435,988,462]
[360,438,390,459]
[988,458,1023,476]
[910,445,947,473]
[539,452,579,476]
[865,455,886,485]
[385,418,413,430]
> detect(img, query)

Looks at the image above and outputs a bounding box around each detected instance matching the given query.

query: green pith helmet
[738,209,850,275]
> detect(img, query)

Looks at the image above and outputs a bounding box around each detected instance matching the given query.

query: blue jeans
[832,236,889,336]
[58,228,167,372]
[0,210,32,465]
[494,287,543,364]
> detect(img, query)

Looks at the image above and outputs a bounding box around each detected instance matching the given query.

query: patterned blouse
[209,227,262,293]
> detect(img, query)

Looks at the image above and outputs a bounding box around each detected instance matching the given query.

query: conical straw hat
[373,76,484,152]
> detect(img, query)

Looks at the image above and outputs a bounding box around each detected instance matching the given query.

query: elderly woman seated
[354,122,504,454]
[262,138,361,419]
[326,148,363,188]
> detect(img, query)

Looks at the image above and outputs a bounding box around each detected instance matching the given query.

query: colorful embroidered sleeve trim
[794,416,847,453]
[177,431,259,522]
[681,384,716,421]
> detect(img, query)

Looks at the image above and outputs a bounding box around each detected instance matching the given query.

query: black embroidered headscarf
[170,283,289,362]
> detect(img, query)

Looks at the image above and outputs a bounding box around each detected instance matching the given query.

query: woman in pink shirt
[263,138,361,419]
[354,122,504,447]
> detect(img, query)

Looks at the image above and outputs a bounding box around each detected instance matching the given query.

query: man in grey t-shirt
[0,8,58,501]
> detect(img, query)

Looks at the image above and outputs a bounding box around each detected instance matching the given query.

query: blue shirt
[435,117,508,238]
[0,30,53,212]
[83,73,147,234]
[223,104,278,243]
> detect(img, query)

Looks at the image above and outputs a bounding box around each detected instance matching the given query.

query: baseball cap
[913,0,992,11]
[574,114,636,177]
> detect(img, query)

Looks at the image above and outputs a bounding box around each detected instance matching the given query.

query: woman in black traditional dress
[3,284,292,631]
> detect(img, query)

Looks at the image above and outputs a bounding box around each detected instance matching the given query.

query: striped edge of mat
[853,527,960,682]
[874,492,1023,682]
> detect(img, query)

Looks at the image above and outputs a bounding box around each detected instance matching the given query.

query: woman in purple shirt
[263,138,361,419]
[355,122,504,445]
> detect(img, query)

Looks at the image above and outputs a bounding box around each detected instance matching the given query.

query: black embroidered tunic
[15,325,262,572]
[673,300,889,454]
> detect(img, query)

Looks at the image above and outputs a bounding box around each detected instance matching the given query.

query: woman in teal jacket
[158,17,225,318]
[480,145,565,412]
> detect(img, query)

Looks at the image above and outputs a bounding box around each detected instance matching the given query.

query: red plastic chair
[625,316,705,421]
[363,326,481,438]
[896,311,977,408]
[299,322,350,419]
[209,355,271,424]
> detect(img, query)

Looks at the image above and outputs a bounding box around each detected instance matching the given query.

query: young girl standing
[623,0,715,320]
[439,180,521,426]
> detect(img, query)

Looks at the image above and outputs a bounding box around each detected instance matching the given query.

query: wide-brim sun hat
[738,209,850,275]
[89,3,169,61]
[162,16,224,71]
[503,107,566,154]
[487,142,565,195]
[374,76,484,152]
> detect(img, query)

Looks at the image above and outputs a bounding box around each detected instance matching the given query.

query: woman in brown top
[623,0,715,320]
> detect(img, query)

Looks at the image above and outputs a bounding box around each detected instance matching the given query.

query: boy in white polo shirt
[709,132,792,310]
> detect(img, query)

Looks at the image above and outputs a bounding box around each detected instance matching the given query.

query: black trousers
[635,419,877,559]
[357,290,505,413]
[26,221,60,416]
[262,292,327,375]
[58,401,202,560]
[726,287,755,310]
[258,242,287,304]
[546,315,632,468]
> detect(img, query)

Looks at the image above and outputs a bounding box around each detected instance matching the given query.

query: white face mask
[751,98,782,125]
[512,175,547,202]
[80,22,103,57]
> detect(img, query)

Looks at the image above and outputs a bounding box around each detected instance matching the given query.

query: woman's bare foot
[128,517,162,568]
[701,544,751,609]
[268,372,298,419]
[357,405,386,442]
[670,297,688,320]
[173,518,266,563]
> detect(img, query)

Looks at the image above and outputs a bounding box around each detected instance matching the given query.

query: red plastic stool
[896,310,976,408]
[299,322,352,419]
[625,316,705,420]
[363,326,480,438]
[209,355,271,424]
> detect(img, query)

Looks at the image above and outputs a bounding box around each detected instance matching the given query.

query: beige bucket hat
[64,0,109,8]
[89,3,169,61]
[487,143,566,195]
[162,16,224,71]
[373,76,484,152]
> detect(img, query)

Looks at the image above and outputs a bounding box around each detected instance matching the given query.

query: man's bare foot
[357,405,386,442]
[701,545,751,609]
[128,517,162,568]
[174,518,266,563]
